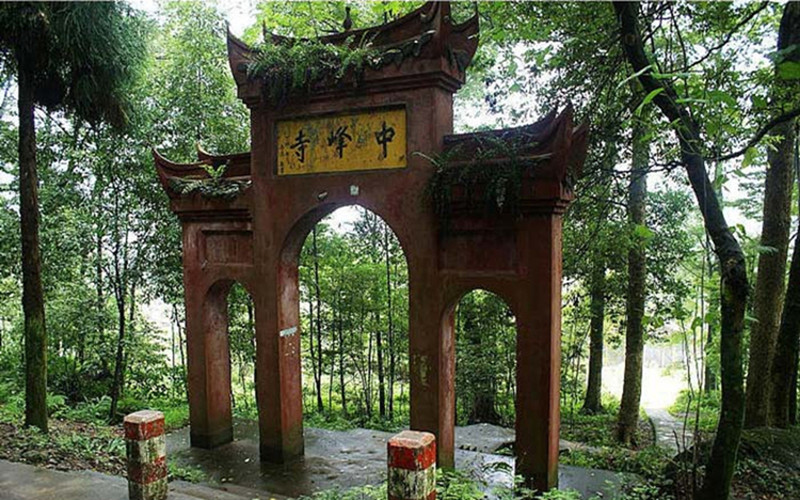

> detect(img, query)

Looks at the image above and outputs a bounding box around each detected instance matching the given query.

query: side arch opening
[200,279,256,444]
[442,288,518,461]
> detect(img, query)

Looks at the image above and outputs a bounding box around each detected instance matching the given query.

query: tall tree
[582,253,606,414]
[745,1,799,429]
[769,131,799,428]
[0,2,146,431]
[384,224,396,419]
[617,114,649,444]
[312,226,324,413]
[613,3,753,498]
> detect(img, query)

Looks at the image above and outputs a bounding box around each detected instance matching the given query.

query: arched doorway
[192,279,255,447]
[294,206,410,427]
[454,290,517,429]
[227,282,257,421]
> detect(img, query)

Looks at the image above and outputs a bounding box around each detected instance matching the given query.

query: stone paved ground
[0,423,636,500]
[167,421,634,499]
[0,459,269,500]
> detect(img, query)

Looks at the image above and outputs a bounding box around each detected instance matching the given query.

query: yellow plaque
[276,108,406,176]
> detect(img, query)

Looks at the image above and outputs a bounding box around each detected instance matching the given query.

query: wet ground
[167,420,633,499]
[0,458,264,500]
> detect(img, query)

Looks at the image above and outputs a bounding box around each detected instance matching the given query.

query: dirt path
[645,407,693,453]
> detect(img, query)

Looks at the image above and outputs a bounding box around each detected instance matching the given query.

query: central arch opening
[297,206,410,429]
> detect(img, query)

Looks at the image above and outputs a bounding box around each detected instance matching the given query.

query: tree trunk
[338,309,346,417]
[705,233,718,392]
[765,2,800,429]
[791,357,798,425]
[582,255,606,414]
[18,64,48,433]
[614,4,749,498]
[312,227,324,413]
[385,226,395,420]
[366,328,373,420]
[308,295,319,410]
[328,309,335,413]
[109,286,125,421]
[769,134,799,428]
[108,197,127,422]
[768,218,799,427]
[745,6,798,428]
[617,117,648,444]
[377,309,386,419]
[173,304,187,393]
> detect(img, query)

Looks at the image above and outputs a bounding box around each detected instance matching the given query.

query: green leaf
[742,147,758,168]
[756,245,778,255]
[635,88,664,116]
[651,71,693,80]
[708,90,737,107]
[778,61,800,80]
[616,64,653,89]
[633,223,654,241]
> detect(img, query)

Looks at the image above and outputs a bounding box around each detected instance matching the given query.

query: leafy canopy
[0,2,148,129]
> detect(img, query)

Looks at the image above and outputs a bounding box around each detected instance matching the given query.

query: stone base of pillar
[388,430,436,500]
[190,427,233,449]
[125,410,167,500]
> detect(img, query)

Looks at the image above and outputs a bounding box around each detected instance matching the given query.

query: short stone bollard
[387,430,436,500]
[124,410,168,500]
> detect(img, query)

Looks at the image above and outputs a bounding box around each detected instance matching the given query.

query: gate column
[515,213,564,491]
[409,267,455,469]
[253,259,304,462]
[184,266,233,448]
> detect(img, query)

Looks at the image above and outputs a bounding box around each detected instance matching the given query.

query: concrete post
[124,410,168,500]
[387,431,436,500]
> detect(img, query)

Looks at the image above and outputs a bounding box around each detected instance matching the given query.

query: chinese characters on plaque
[277,108,407,176]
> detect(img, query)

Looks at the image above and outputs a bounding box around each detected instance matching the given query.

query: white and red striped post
[387,430,437,500]
[124,410,168,500]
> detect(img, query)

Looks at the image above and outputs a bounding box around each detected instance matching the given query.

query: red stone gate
[154,2,587,491]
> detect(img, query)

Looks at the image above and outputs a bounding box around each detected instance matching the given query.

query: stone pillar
[387,431,436,500]
[515,214,563,491]
[124,410,168,500]
[185,276,234,450]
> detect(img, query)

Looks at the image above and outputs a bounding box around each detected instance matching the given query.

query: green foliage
[455,290,516,427]
[669,390,720,434]
[169,177,251,200]
[0,419,126,474]
[299,483,386,500]
[168,463,208,483]
[424,134,543,223]
[247,27,435,105]
[536,490,582,500]
[0,2,149,128]
[437,469,485,500]
[247,35,379,104]
[561,445,671,479]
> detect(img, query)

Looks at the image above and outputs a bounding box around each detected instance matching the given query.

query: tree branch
[686,2,770,71]
[713,106,800,162]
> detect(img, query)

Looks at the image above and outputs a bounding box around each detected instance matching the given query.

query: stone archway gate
[153,2,587,491]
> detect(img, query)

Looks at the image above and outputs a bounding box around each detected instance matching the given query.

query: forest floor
[0,420,126,477]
